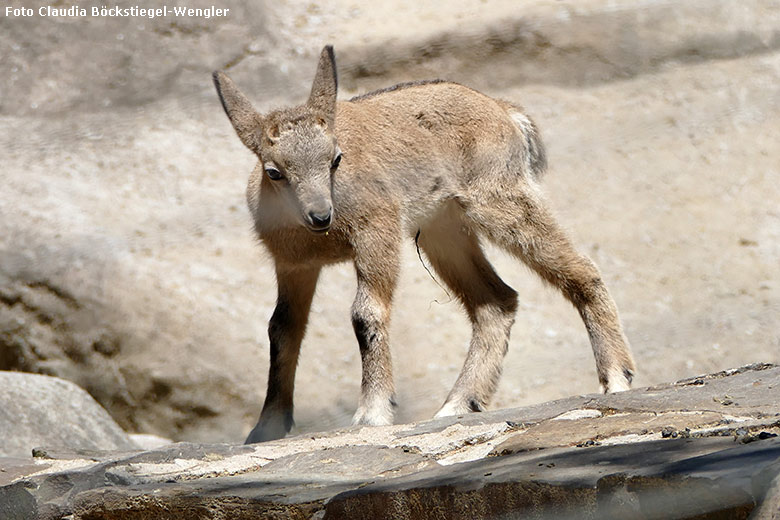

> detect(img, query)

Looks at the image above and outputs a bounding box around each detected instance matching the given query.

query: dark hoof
[244,412,294,444]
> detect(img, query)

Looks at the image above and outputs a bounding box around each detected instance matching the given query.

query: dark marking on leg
[468,398,485,413]
[352,314,370,353]
[268,300,291,354]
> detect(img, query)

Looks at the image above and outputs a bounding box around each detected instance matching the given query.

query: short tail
[508,108,547,179]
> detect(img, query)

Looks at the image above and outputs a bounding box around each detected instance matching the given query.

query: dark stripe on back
[349,79,450,102]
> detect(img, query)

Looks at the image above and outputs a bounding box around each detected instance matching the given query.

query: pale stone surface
[0,364,777,519]
[0,371,137,459]
[752,464,780,520]
[126,433,173,451]
[1,0,778,450]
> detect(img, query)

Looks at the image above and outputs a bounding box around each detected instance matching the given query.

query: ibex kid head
[213,46,342,233]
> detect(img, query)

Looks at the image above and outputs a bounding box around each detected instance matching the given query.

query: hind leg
[417,204,519,417]
[466,191,636,392]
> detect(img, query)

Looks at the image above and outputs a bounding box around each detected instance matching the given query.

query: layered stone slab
[1,364,778,519]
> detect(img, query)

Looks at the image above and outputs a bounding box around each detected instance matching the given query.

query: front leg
[245,265,320,444]
[350,230,400,427]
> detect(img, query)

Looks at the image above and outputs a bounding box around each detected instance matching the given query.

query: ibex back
[214,46,637,443]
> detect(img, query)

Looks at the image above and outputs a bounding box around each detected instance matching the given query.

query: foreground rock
[2,0,778,445]
[1,364,778,519]
[0,371,138,459]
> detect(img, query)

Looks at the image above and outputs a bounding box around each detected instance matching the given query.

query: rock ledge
[1,364,778,519]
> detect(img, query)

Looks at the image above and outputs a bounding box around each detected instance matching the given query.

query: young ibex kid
[214,46,637,443]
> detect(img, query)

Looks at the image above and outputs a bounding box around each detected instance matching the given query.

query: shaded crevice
[336,14,780,92]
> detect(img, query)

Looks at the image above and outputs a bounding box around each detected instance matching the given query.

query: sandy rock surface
[1,364,778,519]
[1,0,778,443]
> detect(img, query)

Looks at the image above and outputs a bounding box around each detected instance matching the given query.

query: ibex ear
[213,71,263,153]
[307,45,338,125]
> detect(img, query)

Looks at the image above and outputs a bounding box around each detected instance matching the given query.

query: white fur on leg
[433,400,472,419]
[602,367,632,393]
[352,395,394,426]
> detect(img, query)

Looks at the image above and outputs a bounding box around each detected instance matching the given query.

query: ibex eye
[265,167,283,180]
[331,152,342,170]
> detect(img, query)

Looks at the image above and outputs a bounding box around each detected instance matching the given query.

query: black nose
[309,209,332,229]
